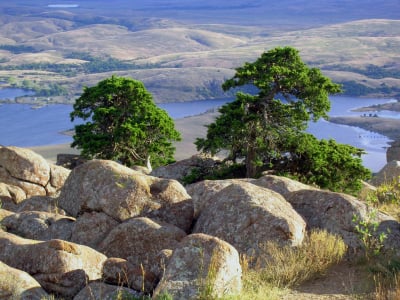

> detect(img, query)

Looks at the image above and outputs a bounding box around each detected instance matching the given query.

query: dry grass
[254,229,347,288]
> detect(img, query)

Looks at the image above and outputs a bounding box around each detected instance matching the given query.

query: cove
[0,96,396,172]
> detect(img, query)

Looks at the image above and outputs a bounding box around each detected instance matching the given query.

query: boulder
[0,146,50,188]
[370,160,400,186]
[0,146,70,202]
[186,179,241,219]
[153,233,242,300]
[98,217,186,274]
[102,257,157,293]
[0,182,26,210]
[193,181,306,257]
[15,195,66,215]
[46,163,71,195]
[252,174,316,199]
[70,212,119,249]
[73,282,141,300]
[0,260,49,300]
[0,208,14,223]
[57,159,193,232]
[286,189,371,249]
[0,231,107,298]
[151,154,221,181]
[2,211,75,241]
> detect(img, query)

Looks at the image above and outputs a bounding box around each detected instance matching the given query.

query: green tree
[70,76,181,168]
[196,47,371,192]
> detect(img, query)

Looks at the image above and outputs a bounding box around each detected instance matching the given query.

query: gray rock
[193,181,306,258]
[57,159,194,232]
[0,260,49,300]
[153,233,242,300]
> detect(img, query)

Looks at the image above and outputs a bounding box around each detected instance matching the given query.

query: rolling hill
[0,1,399,103]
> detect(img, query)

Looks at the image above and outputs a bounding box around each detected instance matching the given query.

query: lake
[0,92,396,172]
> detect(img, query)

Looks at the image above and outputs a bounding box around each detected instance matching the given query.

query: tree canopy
[195,46,371,192]
[70,75,181,168]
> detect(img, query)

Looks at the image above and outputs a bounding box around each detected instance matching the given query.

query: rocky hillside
[1,145,400,299]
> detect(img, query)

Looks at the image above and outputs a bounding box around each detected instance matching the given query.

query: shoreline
[29,112,219,163]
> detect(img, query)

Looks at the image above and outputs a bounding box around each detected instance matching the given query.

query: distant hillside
[0,1,399,103]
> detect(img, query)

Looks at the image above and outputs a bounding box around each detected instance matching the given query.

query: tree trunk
[246,146,257,178]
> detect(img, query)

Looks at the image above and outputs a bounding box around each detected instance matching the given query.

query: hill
[0,2,399,103]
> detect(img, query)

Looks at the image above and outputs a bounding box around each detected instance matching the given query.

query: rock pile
[0,146,399,299]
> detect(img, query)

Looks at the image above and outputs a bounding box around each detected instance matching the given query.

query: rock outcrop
[193,181,306,257]
[2,210,75,241]
[0,146,70,209]
[151,154,221,181]
[0,260,49,300]
[57,159,194,232]
[98,217,187,275]
[153,233,242,300]
[0,231,107,298]
[2,147,400,299]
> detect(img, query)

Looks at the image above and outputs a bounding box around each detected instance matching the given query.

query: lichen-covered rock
[186,179,245,218]
[15,195,66,215]
[0,260,49,300]
[98,217,186,273]
[73,282,141,300]
[287,189,370,249]
[46,163,71,195]
[70,212,119,249]
[0,231,107,298]
[2,211,75,241]
[0,182,26,210]
[102,257,157,293]
[153,233,242,300]
[151,154,221,181]
[57,159,193,232]
[0,146,70,204]
[193,181,306,257]
[252,174,316,199]
[0,146,50,188]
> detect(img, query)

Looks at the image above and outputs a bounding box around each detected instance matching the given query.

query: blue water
[0,93,397,172]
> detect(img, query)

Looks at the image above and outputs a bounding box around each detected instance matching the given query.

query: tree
[196,47,371,192]
[70,75,181,168]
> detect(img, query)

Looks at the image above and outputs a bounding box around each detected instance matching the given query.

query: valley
[0,1,399,104]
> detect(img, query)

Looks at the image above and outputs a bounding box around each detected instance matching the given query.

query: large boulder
[0,231,107,298]
[2,211,75,241]
[0,146,70,204]
[57,159,193,232]
[252,174,316,199]
[186,179,246,219]
[98,217,186,274]
[193,181,306,257]
[70,212,119,249]
[153,233,242,300]
[286,189,376,250]
[0,260,49,300]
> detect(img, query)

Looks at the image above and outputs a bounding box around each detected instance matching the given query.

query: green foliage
[281,133,371,195]
[196,46,370,192]
[182,163,246,185]
[70,75,181,168]
[352,209,389,261]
